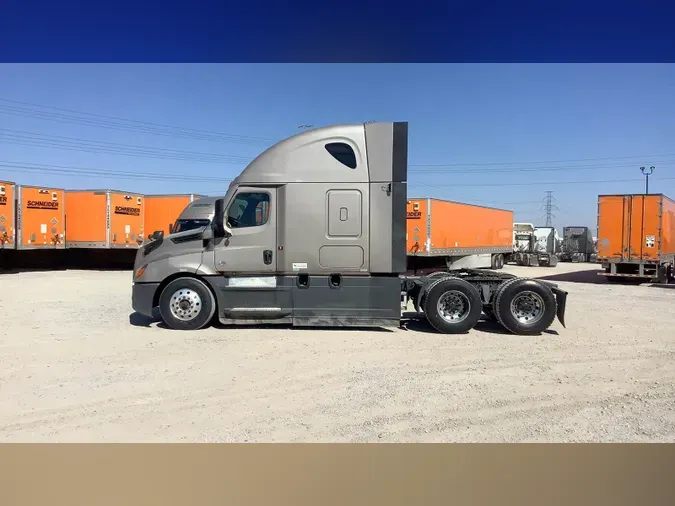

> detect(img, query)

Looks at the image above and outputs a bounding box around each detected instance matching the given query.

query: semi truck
[406,198,513,272]
[532,226,559,267]
[559,226,595,262]
[131,121,568,335]
[597,193,675,283]
[506,223,558,267]
[144,193,207,237]
[508,222,537,266]
[146,196,222,242]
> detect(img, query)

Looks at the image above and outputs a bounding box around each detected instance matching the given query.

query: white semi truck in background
[506,223,559,267]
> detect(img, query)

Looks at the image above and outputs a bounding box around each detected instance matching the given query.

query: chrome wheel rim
[169,288,202,321]
[510,291,545,325]
[436,290,471,323]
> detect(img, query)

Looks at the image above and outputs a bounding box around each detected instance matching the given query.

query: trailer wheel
[496,254,505,269]
[493,278,557,335]
[158,277,217,331]
[423,277,482,334]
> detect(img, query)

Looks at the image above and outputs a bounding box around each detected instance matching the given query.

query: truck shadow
[1,249,136,273]
[129,311,559,336]
[400,312,559,336]
[129,311,160,327]
[534,268,644,285]
[128,311,395,333]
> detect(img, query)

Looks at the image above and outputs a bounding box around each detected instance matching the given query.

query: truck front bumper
[132,282,160,318]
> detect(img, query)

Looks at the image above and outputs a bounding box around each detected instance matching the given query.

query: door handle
[263,249,273,265]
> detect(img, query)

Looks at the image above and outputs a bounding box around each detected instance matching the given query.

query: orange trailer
[0,180,16,249]
[406,197,514,271]
[15,185,66,249]
[597,193,675,282]
[65,190,145,249]
[144,194,206,237]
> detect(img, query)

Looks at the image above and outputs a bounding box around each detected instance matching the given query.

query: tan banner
[1,443,674,506]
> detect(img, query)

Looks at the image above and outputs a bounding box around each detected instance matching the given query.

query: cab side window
[227,192,270,229]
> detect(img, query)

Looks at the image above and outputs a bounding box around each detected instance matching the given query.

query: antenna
[541,191,559,227]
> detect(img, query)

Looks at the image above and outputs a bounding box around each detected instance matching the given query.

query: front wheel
[158,277,217,330]
[493,278,557,335]
[423,277,483,334]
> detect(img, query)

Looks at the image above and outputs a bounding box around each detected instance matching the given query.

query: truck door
[597,195,627,260]
[628,195,660,262]
[214,187,277,274]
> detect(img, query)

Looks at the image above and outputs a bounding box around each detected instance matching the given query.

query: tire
[158,277,217,330]
[491,255,499,269]
[493,278,557,335]
[423,277,483,334]
[496,254,505,269]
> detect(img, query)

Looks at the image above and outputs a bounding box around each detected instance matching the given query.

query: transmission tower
[541,191,559,227]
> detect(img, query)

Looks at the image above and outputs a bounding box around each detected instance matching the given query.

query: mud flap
[550,286,567,328]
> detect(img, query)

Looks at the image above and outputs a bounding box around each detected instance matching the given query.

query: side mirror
[150,230,164,242]
[212,198,231,238]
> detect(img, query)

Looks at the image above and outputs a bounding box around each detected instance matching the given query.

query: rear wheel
[493,278,557,335]
[159,277,217,330]
[423,277,483,334]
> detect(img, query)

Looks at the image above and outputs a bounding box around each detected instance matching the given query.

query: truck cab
[132,122,408,330]
[170,196,221,234]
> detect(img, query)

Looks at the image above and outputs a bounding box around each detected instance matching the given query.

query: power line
[2,127,675,173]
[0,161,234,183]
[409,160,675,174]
[409,176,675,188]
[2,97,675,169]
[3,160,675,188]
[410,153,675,167]
[0,128,252,164]
[0,101,275,146]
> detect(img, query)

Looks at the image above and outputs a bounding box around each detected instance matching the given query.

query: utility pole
[542,191,559,228]
[640,166,655,194]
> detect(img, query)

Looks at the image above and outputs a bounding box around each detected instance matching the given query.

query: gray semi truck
[559,226,595,263]
[132,121,568,335]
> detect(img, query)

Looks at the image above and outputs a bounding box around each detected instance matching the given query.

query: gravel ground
[1,262,674,442]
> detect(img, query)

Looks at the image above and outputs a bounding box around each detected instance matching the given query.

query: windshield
[172,218,211,233]
[566,228,586,236]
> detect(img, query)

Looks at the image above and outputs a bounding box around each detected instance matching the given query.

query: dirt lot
[1,262,674,442]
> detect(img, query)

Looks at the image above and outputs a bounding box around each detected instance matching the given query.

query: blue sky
[0,63,674,230]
